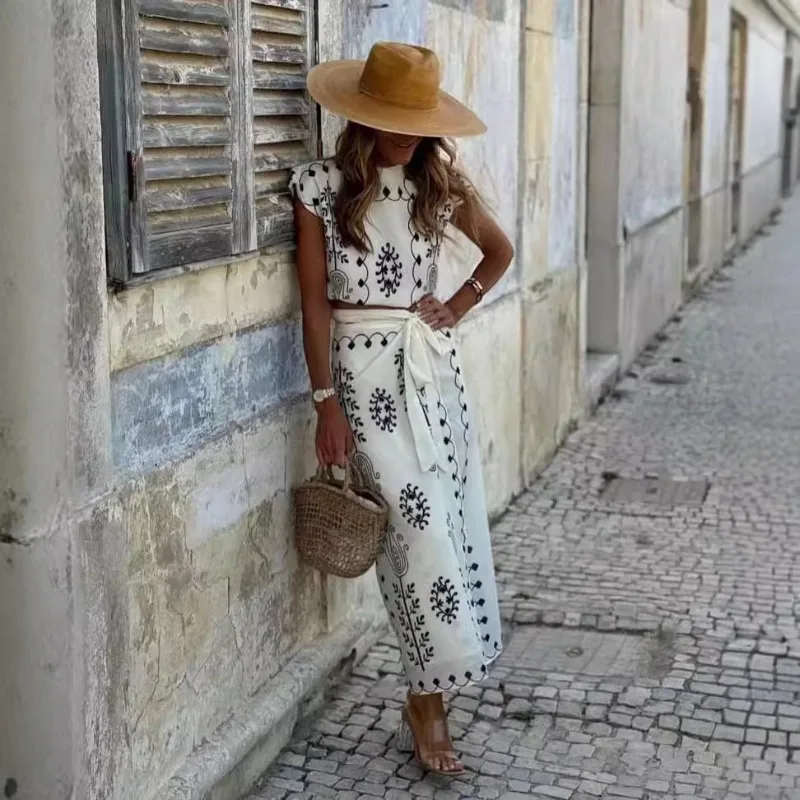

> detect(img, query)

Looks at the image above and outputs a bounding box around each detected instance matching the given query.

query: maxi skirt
[332,309,503,694]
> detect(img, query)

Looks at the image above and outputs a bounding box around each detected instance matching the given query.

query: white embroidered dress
[290,159,503,693]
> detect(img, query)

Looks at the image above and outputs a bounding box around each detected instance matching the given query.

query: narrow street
[249,197,800,800]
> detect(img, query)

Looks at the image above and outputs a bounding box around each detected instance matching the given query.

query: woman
[290,42,514,775]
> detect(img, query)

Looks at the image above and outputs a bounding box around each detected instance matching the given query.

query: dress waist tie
[332,308,450,473]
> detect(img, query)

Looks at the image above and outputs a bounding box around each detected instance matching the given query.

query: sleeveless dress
[290,159,503,694]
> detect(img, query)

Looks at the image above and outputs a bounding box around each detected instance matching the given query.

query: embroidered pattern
[375,243,403,297]
[394,581,434,669]
[369,387,398,432]
[333,363,366,444]
[400,483,431,530]
[290,159,455,308]
[292,158,503,695]
[431,577,459,624]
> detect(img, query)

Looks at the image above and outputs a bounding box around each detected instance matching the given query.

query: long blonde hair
[333,123,482,252]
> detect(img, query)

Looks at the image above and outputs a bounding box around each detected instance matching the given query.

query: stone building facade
[1,1,798,798]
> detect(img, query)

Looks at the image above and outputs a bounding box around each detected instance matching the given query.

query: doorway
[781,32,794,197]
[684,0,706,273]
[726,12,747,246]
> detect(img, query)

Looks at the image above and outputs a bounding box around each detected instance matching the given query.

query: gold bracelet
[465,276,485,303]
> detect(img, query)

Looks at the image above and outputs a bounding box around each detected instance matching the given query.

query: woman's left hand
[413,294,459,331]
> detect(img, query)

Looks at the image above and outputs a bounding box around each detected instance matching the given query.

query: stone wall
[0,1,110,798]
[0,1,588,799]
[585,0,687,368]
[13,0,797,796]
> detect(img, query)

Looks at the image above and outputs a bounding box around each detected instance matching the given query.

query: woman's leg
[404,691,463,774]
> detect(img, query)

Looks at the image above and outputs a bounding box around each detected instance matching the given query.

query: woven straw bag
[294,463,389,578]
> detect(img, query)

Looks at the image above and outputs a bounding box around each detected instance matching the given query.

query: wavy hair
[333,122,482,253]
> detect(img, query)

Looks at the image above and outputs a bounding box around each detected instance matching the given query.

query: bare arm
[294,199,353,465]
[447,201,515,320]
[294,200,334,391]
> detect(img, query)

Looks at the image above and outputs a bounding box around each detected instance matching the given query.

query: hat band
[357,79,440,112]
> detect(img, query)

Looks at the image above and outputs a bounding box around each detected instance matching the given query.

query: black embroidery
[333,364,366,444]
[394,350,405,397]
[333,331,396,352]
[375,243,403,296]
[369,387,398,432]
[394,581,434,669]
[409,193,452,303]
[399,484,431,530]
[351,451,382,495]
[431,577,459,624]
[383,525,409,577]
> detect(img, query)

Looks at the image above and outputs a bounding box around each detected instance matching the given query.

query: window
[97,0,317,282]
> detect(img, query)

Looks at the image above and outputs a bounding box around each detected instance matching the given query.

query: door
[726,13,746,244]
[684,0,706,272]
[781,46,794,196]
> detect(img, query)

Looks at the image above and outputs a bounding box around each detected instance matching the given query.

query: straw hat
[307,42,487,138]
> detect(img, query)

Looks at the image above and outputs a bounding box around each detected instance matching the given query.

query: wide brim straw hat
[307,42,487,138]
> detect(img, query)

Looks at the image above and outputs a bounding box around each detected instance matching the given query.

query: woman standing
[291,42,514,775]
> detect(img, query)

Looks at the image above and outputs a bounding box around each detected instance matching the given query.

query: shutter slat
[253,118,308,145]
[253,63,305,90]
[250,0,312,252]
[253,141,308,172]
[139,0,230,26]
[146,154,231,180]
[146,182,232,213]
[143,86,229,115]
[140,18,230,57]
[252,6,304,36]
[252,0,305,10]
[129,4,237,272]
[149,205,231,235]
[252,40,306,64]
[253,91,308,116]
[256,195,294,249]
[149,224,234,266]
[143,118,230,147]
[141,52,230,86]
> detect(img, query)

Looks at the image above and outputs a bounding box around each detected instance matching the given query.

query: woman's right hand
[315,399,355,467]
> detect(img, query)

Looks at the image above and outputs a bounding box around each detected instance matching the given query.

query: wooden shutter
[126,0,249,272]
[251,0,316,250]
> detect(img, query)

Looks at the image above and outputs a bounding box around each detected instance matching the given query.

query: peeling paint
[431,0,509,22]
[111,320,307,473]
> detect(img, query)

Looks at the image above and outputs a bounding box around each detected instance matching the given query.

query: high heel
[396,706,465,776]
[393,711,416,753]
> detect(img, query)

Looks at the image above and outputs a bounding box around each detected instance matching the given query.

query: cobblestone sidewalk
[247,196,800,800]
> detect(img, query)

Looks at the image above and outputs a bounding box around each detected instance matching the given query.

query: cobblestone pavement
[247,196,800,800]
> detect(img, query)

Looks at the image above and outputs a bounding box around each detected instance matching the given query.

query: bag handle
[314,461,360,493]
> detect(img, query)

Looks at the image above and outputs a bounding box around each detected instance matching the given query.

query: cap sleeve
[289,163,323,219]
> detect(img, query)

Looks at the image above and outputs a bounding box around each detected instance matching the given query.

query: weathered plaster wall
[427,0,523,296]
[621,0,688,235]
[98,0,538,795]
[550,0,580,273]
[621,210,685,367]
[618,0,688,368]
[736,0,785,170]
[585,0,624,355]
[1,0,587,796]
[0,0,110,798]
[736,0,785,235]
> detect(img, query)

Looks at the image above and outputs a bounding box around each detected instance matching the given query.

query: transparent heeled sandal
[393,711,416,753]
[393,708,465,776]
